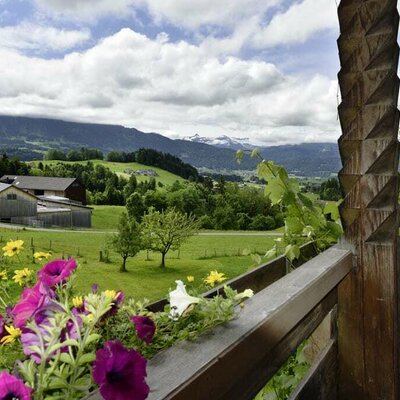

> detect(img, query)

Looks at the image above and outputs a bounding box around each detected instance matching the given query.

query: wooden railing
[87,246,352,400]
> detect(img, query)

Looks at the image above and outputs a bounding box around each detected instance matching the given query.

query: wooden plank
[148,242,316,312]
[140,247,351,400]
[337,0,400,398]
[289,339,337,400]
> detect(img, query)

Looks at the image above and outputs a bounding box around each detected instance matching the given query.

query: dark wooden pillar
[337,1,400,399]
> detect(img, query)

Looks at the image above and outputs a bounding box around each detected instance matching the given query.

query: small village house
[0,175,86,204]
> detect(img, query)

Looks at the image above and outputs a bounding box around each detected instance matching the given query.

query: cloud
[0,22,91,52]
[0,28,339,145]
[34,0,135,22]
[252,0,338,48]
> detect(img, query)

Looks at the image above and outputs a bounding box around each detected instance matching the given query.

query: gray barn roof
[0,176,77,191]
[0,183,11,193]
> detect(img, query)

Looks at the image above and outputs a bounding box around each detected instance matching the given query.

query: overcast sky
[0,0,342,145]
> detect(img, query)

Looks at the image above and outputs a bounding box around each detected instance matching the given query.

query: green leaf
[78,353,96,366]
[298,192,314,208]
[284,244,300,262]
[265,246,277,259]
[242,248,251,256]
[59,353,74,365]
[265,179,285,204]
[86,333,102,346]
[251,253,262,265]
[285,217,303,235]
[323,201,341,221]
[235,150,244,164]
[250,148,260,159]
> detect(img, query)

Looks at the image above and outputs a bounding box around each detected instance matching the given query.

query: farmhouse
[0,175,86,204]
[0,182,37,222]
[0,179,92,228]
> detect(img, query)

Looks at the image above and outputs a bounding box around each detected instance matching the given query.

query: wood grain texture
[337,1,400,398]
[142,248,350,400]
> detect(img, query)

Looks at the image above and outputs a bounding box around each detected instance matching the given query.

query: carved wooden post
[337,1,399,399]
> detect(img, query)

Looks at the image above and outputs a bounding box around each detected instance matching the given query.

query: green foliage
[111,213,142,272]
[254,158,342,264]
[320,178,341,201]
[254,342,309,400]
[141,208,199,267]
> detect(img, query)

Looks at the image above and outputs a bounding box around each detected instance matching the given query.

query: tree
[111,213,142,272]
[141,208,198,268]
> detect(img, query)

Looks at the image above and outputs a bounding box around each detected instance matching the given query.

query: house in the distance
[0,183,38,223]
[0,175,86,205]
[0,176,92,228]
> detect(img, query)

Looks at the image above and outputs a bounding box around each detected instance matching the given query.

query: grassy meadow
[31,159,186,186]
[0,228,277,302]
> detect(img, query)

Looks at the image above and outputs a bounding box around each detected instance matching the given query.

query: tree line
[44,147,200,181]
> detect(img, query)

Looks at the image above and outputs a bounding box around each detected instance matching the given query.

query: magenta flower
[93,341,149,400]
[0,372,32,400]
[130,316,156,344]
[38,259,77,287]
[12,282,55,328]
[0,315,5,341]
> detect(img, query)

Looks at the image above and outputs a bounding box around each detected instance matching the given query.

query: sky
[0,0,343,146]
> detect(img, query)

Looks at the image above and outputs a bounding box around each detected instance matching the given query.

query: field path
[0,223,282,236]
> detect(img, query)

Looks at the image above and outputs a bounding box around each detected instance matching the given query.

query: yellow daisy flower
[72,296,84,309]
[0,325,21,345]
[2,240,24,257]
[204,270,227,287]
[13,268,34,286]
[33,251,52,261]
[0,271,7,280]
[186,275,195,283]
[103,290,117,300]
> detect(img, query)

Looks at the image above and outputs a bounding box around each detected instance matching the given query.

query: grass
[32,159,186,187]
[91,205,126,230]
[0,228,277,302]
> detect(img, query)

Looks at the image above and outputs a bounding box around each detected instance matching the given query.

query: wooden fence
[86,245,352,400]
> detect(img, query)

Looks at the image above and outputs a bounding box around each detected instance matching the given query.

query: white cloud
[34,0,135,22]
[142,0,279,29]
[0,22,90,52]
[252,0,338,48]
[0,28,339,145]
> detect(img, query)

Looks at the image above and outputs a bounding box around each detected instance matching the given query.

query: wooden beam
[337,1,400,398]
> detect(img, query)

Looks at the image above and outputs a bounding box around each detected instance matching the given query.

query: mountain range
[0,115,341,177]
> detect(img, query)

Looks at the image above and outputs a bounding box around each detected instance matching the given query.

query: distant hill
[0,115,341,176]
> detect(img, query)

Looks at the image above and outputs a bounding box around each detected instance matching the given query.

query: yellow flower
[72,296,84,309]
[204,270,227,287]
[103,290,117,300]
[0,271,7,280]
[0,325,21,345]
[34,251,52,261]
[13,268,34,286]
[2,240,24,257]
[186,276,194,283]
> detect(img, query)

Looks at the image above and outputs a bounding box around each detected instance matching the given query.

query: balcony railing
[86,245,352,400]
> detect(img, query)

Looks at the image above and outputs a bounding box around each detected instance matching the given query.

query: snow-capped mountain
[184,134,253,150]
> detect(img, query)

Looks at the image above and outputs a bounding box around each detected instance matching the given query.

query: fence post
[337,1,400,398]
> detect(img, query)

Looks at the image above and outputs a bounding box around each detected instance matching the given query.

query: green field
[0,228,277,302]
[91,205,126,230]
[32,159,185,186]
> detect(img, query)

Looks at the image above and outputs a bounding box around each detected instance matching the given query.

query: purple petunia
[0,372,32,400]
[92,340,149,400]
[12,281,55,328]
[130,316,156,344]
[38,259,77,287]
[0,315,5,341]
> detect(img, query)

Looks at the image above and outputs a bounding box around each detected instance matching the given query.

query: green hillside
[32,159,186,186]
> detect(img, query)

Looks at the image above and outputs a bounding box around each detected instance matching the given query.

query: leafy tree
[126,192,147,222]
[320,178,341,201]
[111,213,142,272]
[141,208,198,268]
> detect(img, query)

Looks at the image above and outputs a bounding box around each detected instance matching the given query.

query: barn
[0,175,87,205]
[37,196,92,228]
[0,183,38,224]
